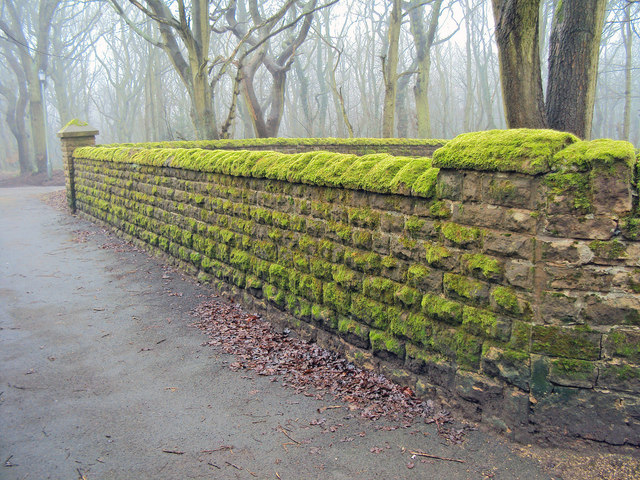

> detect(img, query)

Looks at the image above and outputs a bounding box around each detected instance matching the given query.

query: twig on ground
[410,450,465,463]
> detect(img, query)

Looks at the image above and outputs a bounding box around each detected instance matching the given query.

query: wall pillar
[57,122,98,213]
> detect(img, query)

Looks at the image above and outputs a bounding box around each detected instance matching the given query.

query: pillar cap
[57,120,99,138]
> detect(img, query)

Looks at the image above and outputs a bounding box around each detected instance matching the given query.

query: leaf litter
[192,298,466,443]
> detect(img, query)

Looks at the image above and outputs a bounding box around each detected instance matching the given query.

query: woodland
[0,0,638,175]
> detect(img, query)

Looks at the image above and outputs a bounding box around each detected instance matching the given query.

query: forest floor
[0,186,637,479]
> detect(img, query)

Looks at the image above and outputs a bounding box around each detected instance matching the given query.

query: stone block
[532,387,640,446]
[542,214,616,240]
[483,173,533,209]
[481,346,530,391]
[602,328,640,363]
[483,231,534,261]
[504,259,535,290]
[539,291,582,324]
[583,294,640,326]
[461,171,482,202]
[597,361,640,393]
[548,358,597,388]
[436,169,462,200]
[531,325,601,361]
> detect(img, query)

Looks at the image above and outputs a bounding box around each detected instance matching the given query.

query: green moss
[348,207,380,229]
[229,249,251,272]
[441,222,482,246]
[369,329,405,358]
[462,306,497,338]
[608,363,640,381]
[421,293,463,325]
[606,330,640,361]
[406,264,430,288]
[491,286,520,314]
[544,171,592,212]
[424,241,451,266]
[331,264,360,290]
[338,318,369,341]
[551,138,636,171]
[389,313,431,345]
[344,249,382,275]
[462,253,502,280]
[63,118,89,127]
[531,325,600,360]
[432,129,578,174]
[323,282,351,315]
[363,276,398,304]
[455,331,483,370]
[350,294,399,330]
[395,285,422,308]
[405,216,426,236]
[588,239,627,259]
[444,273,486,302]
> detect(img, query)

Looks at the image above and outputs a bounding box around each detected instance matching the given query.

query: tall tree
[381,0,401,137]
[0,0,60,173]
[492,0,606,139]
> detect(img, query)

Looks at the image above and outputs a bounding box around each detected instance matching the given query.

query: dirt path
[0,187,552,479]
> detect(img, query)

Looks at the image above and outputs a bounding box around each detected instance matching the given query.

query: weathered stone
[539,291,582,324]
[548,358,597,388]
[481,346,530,391]
[592,161,633,216]
[504,259,535,289]
[461,171,483,202]
[483,231,534,261]
[483,173,533,209]
[532,387,640,446]
[531,325,601,361]
[542,215,616,240]
[454,371,504,408]
[539,238,593,264]
[602,328,640,363]
[546,265,624,292]
[597,361,640,393]
[529,354,552,399]
[436,169,463,200]
[583,294,640,326]
[381,212,405,233]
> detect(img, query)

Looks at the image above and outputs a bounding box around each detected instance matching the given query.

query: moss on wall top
[432,129,579,174]
[63,119,89,128]
[100,137,447,150]
[551,138,636,171]
[74,146,440,198]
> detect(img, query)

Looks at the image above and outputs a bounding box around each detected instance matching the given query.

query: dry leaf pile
[193,299,463,441]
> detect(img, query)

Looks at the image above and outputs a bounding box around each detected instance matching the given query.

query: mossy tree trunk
[111,0,219,140]
[381,0,402,138]
[545,0,606,139]
[492,0,606,139]
[491,0,547,130]
[621,0,633,141]
[409,0,443,139]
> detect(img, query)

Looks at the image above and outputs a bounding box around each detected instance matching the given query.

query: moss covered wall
[100,137,445,158]
[68,129,639,447]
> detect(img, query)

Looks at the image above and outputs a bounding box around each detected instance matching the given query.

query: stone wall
[64,129,640,446]
[103,137,445,158]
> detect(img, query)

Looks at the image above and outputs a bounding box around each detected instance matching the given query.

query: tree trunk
[545,0,606,139]
[622,0,632,141]
[491,0,547,129]
[381,0,402,137]
[410,0,443,138]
